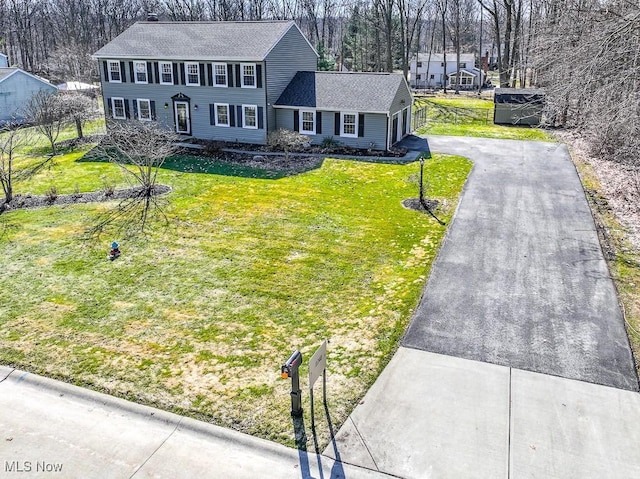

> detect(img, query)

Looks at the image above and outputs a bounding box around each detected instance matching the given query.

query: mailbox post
[281,350,303,417]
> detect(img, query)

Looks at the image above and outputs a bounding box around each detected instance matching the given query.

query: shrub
[202,140,224,157]
[320,136,341,151]
[267,129,311,160]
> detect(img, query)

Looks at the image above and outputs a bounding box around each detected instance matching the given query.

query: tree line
[1,0,638,165]
[0,0,535,87]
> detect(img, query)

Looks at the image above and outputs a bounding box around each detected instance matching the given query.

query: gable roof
[274,71,410,113]
[0,67,17,82]
[0,67,55,88]
[93,20,310,61]
[414,53,475,64]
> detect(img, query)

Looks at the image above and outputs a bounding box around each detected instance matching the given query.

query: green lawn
[0,142,471,448]
[414,94,553,141]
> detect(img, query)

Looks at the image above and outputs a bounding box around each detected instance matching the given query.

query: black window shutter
[236,105,243,126]
[227,64,234,87]
[150,101,156,120]
[180,63,186,85]
[106,98,112,117]
[358,114,365,137]
[258,107,264,129]
[207,64,213,86]
[199,63,205,86]
[147,62,153,83]
[124,99,130,119]
[209,104,215,125]
[235,64,241,87]
[120,61,127,82]
[128,62,134,83]
[103,61,109,82]
[334,113,340,135]
[229,104,235,127]
[153,62,159,84]
[256,64,263,88]
[293,110,299,132]
[173,63,179,85]
[316,111,322,134]
[132,99,138,119]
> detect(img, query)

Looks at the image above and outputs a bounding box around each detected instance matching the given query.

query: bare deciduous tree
[24,91,66,156]
[0,122,35,209]
[59,93,97,140]
[92,119,177,235]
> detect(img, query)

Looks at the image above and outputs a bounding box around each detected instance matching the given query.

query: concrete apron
[324,347,640,479]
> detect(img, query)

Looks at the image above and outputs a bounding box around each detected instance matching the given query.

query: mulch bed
[402,198,440,212]
[188,138,408,158]
[0,185,171,213]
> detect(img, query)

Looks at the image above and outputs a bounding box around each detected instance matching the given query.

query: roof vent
[147,12,159,21]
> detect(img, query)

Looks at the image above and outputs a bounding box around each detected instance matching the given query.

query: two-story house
[93,19,412,151]
[410,53,484,90]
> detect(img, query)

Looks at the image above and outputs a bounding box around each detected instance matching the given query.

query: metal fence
[412,103,493,131]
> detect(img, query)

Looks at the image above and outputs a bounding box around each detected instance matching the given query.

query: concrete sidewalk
[325,347,640,478]
[0,365,392,479]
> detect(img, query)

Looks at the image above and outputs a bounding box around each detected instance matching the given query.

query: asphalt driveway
[403,136,638,391]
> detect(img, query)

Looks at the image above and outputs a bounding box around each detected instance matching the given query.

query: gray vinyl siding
[101,61,268,144]
[389,79,413,118]
[275,109,389,151]
[264,26,317,133]
[0,71,57,122]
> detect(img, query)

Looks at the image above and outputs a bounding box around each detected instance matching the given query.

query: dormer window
[134,61,148,84]
[108,61,121,82]
[185,62,200,86]
[241,63,256,88]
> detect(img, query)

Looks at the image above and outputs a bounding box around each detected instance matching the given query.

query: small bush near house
[267,129,311,160]
[321,136,341,151]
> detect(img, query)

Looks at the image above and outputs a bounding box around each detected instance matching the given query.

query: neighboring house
[0,53,8,68]
[410,53,479,89]
[93,19,411,151]
[0,67,58,124]
[274,71,412,150]
[446,67,486,90]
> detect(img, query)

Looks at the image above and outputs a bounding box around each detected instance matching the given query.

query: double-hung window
[112,97,126,119]
[137,99,152,121]
[242,105,257,129]
[300,110,315,135]
[215,103,230,126]
[241,63,256,88]
[185,62,200,86]
[213,63,227,87]
[340,112,357,138]
[134,61,148,83]
[160,62,173,84]
[108,61,121,82]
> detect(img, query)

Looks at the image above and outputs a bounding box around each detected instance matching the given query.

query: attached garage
[274,71,413,151]
[494,88,545,126]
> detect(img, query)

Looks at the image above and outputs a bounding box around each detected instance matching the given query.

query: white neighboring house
[0,53,8,67]
[410,53,483,89]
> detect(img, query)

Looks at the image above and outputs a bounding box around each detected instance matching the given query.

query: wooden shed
[494,88,545,126]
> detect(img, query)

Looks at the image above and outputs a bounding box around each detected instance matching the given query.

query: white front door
[174,101,190,134]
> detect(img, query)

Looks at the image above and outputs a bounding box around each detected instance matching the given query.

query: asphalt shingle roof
[414,53,475,64]
[93,21,297,61]
[275,71,408,113]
